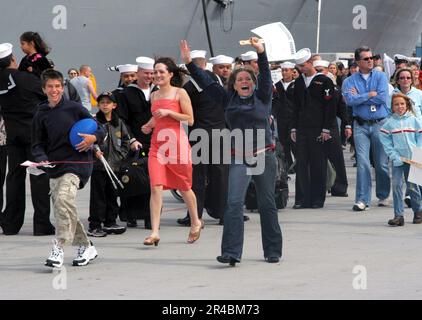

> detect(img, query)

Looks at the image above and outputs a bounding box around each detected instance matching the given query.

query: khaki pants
[50,173,89,246]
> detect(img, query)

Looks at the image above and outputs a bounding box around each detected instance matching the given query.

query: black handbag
[117,150,150,197]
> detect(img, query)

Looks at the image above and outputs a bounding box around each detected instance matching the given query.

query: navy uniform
[323,85,350,196]
[0,43,53,235]
[272,62,296,169]
[291,49,336,208]
[117,58,155,228]
[112,64,138,125]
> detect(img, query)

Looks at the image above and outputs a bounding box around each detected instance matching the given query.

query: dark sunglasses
[361,56,374,62]
[399,76,412,80]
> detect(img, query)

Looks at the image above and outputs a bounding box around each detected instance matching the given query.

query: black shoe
[87,227,107,237]
[2,229,19,235]
[404,196,411,209]
[243,215,250,222]
[293,204,307,209]
[127,220,138,228]
[34,226,56,236]
[388,216,404,226]
[413,211,422,224]
[103,223,126,235]
[216,255,239,266]
[311,204,323,209]
[331,192,348,197]
[265,257,280,263]
[176,215,191,226]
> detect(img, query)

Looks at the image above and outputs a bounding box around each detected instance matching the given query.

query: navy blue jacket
[186,51,273,152]
[31,97,105,188]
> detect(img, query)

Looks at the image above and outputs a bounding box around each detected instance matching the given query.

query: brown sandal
[143,236,160,246]
[187,220,204,244]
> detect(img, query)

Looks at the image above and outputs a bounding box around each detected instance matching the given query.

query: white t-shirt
[361,73,370,81]
[70,76,91,111]
[141,88,151,101]
[303,73,317,88]
[282,80,293,91]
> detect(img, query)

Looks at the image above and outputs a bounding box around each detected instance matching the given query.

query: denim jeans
[353,120,390,205]
[221,152,283,261]
[392,164,422,216]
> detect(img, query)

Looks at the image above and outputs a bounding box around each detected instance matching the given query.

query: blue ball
[69,118,98,149]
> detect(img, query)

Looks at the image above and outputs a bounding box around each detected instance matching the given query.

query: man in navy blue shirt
[342,46,391,211]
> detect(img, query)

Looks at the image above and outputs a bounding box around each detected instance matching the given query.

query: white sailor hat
[118,64,138,74]
[240,51,258,61]
[280,61,296,69]
[191,50,207,59]
[394,54,410,63]
[313,60,330,68]
[136,56,155,70]
[209,55,234,65]
[293,48,312,65]
[0,43,13,59]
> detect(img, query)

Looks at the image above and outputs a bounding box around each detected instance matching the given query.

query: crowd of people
[0,30,422,268]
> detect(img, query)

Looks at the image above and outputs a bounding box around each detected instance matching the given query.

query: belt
[355,117,385,125]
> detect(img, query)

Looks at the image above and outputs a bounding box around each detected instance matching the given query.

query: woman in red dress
[141,57,203,246]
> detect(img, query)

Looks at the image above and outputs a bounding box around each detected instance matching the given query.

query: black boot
[388,216,404,226]
[216,255,239,266]
[176,214,191,226]
[413,211,422,224]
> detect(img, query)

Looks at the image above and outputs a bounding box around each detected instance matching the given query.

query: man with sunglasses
[342,46,391,211]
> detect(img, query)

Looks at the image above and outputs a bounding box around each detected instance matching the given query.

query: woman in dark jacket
[181,38,282,266]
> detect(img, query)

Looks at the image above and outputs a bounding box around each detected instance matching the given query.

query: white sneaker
[45,239,64,268]
[378,198,391,207]
[72,241,98,266]
[352,201,368,211]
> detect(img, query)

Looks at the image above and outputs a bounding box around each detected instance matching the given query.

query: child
[19,31,53,77]
[32,69,105,267]
[380,93,422,226]
[88,92,130,237]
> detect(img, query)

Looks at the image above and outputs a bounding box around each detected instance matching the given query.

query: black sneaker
[388,216,404,226]
[265,257,280,263]
[87,228,107,237]
[103,223,126,235]
[127,220,138,228]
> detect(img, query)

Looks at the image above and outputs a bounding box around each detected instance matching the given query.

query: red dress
[148,98,192,191]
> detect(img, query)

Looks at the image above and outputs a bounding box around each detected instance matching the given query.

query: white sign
[251,22,296,62]
[408,147,422,186]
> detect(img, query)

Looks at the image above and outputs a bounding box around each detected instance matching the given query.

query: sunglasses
[399,76,412,80]
[361,56,374,61]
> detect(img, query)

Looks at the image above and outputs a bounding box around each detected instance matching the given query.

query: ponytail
[20,31,50,56]
[154,57,188,88]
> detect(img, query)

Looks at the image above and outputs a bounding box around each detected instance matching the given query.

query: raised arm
[251,38,272,104]
[180,40,223,91]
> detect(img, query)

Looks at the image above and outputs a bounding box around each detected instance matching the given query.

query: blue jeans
[392,164,422,216]
[353,120,390,205]
[221,152,282,261]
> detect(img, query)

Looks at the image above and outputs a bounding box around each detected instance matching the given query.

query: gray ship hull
[1,0,421,90]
